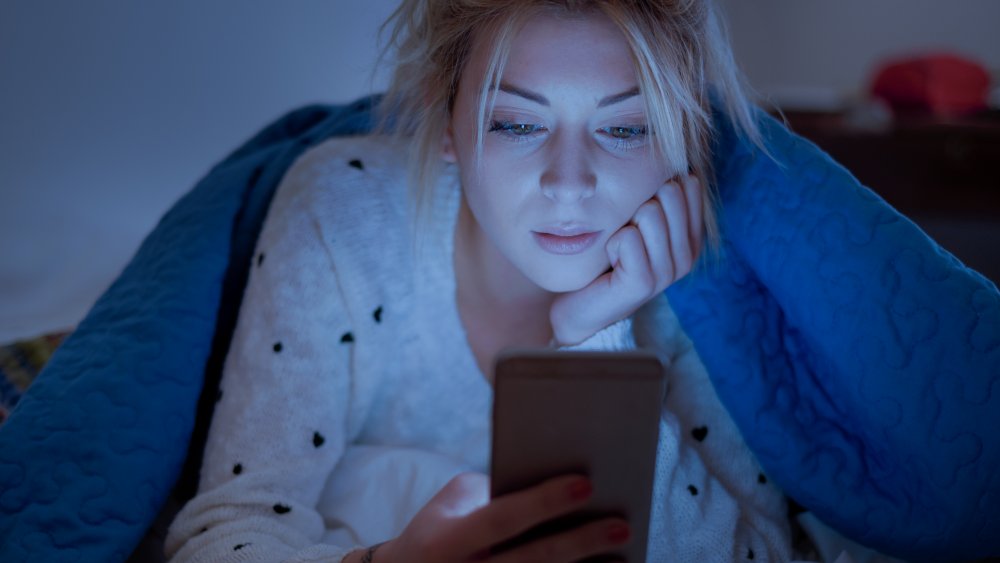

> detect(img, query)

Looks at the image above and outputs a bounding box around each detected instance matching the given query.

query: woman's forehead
[465,9,639,104]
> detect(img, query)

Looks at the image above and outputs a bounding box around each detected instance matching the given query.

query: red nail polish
[608,523,630,544]
[568,478,592,501]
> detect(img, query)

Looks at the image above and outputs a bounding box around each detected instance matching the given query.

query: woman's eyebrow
[496,83,547,105]
[495,82,640,108]
[597,87,640,108]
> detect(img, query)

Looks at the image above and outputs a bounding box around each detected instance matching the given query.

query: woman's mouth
[532,230,602,255]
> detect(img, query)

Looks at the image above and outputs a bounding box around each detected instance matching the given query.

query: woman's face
[444,10,671,293]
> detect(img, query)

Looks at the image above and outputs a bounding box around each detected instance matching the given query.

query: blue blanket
[0,97,996,562]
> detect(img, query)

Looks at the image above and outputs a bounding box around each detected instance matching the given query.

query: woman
[166,1,830,561]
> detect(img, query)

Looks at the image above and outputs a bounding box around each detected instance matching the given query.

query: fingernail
[567,478,592,501]
[607,523,630,544]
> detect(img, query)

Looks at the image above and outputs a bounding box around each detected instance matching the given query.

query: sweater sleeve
[556,318,636,351]
[164,163,361,562]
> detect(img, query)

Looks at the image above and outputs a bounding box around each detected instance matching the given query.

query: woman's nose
[539,136,597,203]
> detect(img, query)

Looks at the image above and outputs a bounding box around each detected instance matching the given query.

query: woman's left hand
[550,174,703,346]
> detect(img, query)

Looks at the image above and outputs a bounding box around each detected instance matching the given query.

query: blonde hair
[377,0,761,253]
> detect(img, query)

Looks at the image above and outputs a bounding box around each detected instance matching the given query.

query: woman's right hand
[376,472,630,563]
[550,175,703,347]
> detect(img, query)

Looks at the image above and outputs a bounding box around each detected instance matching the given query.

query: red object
[870,53,990,118]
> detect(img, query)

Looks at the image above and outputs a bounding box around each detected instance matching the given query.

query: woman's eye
[604,125,647,139]
[598,125,649,150]
[489,120,545,137]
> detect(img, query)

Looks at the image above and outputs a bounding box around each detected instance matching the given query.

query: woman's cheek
[614,188,654,227]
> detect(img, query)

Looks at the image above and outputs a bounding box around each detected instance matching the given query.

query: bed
[0,96,997,562]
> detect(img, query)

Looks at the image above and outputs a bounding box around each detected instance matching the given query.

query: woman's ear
[441,123,458,163]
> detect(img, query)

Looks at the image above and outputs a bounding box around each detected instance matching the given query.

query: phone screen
[490,349,667,563]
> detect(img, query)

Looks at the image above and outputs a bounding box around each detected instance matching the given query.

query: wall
[0,0,397,340]
[719,0,1000,108]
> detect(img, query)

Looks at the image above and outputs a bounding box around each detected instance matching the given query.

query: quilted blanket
[0,96,996,562]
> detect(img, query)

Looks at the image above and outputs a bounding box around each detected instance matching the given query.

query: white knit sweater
[163,135,794,562]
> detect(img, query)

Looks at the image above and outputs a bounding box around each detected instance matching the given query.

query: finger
[656,179,693,281]
[430,472,491,519]
[631,198,674,290]
[682,173,704,260]
[447,474,593,556]
[606,228,622,269]
[550,226,650,345]
[607,224,654,298]
[487,517,630,563]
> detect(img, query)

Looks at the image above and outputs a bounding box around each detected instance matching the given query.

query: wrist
[341,541,390,563]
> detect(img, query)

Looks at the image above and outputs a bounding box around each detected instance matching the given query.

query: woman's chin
[527,262,609,294]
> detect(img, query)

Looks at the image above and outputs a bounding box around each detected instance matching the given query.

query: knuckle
[622,225,642,244]
[635,269,656,295]
[655,278,670,295]
[659,181,683,201]
[635,200,660,222]
[675,269,690,284]
[677,258,693,277]
[652,260,672,281]
[449,471,484,494]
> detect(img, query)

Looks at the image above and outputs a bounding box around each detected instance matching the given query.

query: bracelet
[361,541,386,563]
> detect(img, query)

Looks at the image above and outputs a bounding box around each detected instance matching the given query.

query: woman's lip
[532,231,601,255]
[536,224,594,236]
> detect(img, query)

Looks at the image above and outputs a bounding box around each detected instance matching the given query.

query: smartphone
[490,349,667,563]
